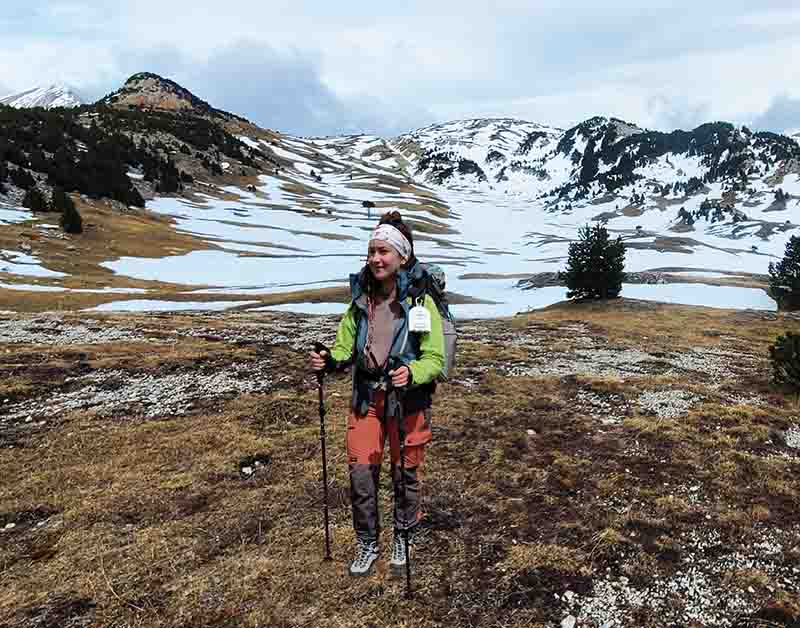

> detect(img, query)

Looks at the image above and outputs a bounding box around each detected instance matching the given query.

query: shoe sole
[389,563,407,578]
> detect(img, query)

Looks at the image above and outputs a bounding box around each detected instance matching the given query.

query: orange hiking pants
[347,390,432,541]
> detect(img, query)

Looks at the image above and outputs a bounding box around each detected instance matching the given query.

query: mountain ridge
[1,71,800,314]
[392,116,800,200]
[102,72,251,125]
[0,84,83,109]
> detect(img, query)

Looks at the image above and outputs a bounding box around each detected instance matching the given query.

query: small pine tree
[51,187,75,213]
[22,187,50,212]
[60,201,83,234]
[563,223,626,300]
[769,235,800,310]
[10,166,36,190]
[770,332,800,396]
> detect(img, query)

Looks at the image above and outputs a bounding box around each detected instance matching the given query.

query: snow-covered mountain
[391,116,800,202]
[391,117,564,187]
[201,115,798,312]
[88,114,786,314]
[0,84,83,109]
[3,70,800,315]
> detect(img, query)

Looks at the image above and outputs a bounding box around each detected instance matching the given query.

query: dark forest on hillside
[0,103,267,206]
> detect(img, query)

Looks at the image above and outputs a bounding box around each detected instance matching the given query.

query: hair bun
[378,210,405,227]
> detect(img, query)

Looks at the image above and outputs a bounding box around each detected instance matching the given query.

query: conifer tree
[770,332,800,394]
[578,138,599,187]
[22,186,49,212]
[60,202,82,234]
[769,235,800,310]
[563,223,626,300]
[10,167,35,190]
[51,187,75,213]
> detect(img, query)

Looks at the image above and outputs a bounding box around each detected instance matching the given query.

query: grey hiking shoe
[390,530,410,577]
[348,537,379,577]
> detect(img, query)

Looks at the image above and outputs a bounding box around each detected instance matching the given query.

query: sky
[1,1,800,137]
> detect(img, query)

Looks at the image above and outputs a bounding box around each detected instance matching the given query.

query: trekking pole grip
[313,342,328,385]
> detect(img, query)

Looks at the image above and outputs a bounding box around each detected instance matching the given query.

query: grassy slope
[0,301,799,627]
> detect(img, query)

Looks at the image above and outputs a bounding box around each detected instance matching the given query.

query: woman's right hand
[309,350,328,372]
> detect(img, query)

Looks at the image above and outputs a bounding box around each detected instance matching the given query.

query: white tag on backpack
[409,305,432,332]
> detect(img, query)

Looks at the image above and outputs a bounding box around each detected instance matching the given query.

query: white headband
[370,224,412,260]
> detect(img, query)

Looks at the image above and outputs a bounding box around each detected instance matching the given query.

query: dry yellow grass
[1,303,799,627]
[534,298,800,349]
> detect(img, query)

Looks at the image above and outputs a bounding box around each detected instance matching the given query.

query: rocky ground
[1,301,799,628]
[516,271,769,291]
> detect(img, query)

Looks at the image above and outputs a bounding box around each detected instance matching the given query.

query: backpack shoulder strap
[406,268,429,303]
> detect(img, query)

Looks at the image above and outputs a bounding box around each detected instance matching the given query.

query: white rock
[241,466,253,476]
[561,615,576,628]
[4,523,15,530]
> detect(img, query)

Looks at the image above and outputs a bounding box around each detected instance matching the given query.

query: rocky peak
[101,73,255,133]
[102,72,215,115]
[557,116,642,157]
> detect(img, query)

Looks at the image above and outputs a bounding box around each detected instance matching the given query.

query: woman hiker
[309,211,445,577]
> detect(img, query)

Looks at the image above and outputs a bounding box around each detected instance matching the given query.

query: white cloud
[430,33,800,132]
[183,41,433,135]
[734,7,800,28]
[1,1,799,135]
[0,40,116,91]
[751,94,800,134]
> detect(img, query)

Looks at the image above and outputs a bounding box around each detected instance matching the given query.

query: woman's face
[367,239,405,282]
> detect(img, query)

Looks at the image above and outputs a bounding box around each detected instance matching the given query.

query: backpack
[352,262,458,382]
[411,262,457,382]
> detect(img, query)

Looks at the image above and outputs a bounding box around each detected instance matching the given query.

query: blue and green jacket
[329,262,445,416]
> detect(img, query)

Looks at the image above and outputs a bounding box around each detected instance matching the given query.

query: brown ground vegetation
[0,301,799,627]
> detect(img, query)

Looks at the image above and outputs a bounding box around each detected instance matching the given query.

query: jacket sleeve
[329,303,358,368]
[407,295,445,385]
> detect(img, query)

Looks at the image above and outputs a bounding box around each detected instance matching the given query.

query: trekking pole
[388,364,413,599]
[314,342,333,562]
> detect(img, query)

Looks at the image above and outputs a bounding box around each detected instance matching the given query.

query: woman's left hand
[388,366,410,388]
